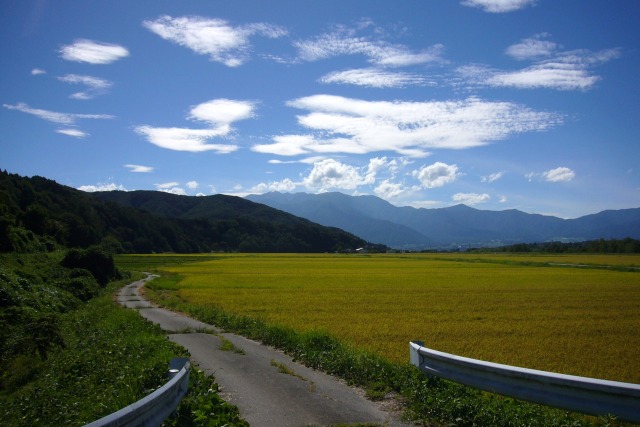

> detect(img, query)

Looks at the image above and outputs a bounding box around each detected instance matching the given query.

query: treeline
[476,238,640,253]
[0,170,368,254]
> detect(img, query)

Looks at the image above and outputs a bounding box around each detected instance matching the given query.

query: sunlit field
[121,253,640,384]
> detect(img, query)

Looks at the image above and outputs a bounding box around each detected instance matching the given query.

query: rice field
[124,253,640,384]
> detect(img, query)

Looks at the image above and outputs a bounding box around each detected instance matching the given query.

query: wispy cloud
[481,171,504,183]
[3,102,113,137]
[458,35,620,91]
[268,155,328,165]
[31,68,46,75]
[143,16,287,67]
[505,33,558,60]
[124,164,154,173]
[3,102,114,125]
[320,68,431,88]
[526,166,576,182]
[135,99,256,153]
[58,74,113,99]
[461,0,536,13]
[295,25,443,67]
[59,39,129,64]
[252,95,561,158]
[56,128,88,138]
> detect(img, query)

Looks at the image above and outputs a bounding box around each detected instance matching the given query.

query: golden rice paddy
[133,253,640,383]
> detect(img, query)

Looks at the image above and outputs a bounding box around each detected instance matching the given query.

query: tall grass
[134,253,640,425]
[145,281,619,426]
[143,253,640,383]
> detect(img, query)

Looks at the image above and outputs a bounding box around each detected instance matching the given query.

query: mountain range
[246,192,640,249]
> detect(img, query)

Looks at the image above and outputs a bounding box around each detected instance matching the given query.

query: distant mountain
[246,192,640,249]
[0,171,369,253]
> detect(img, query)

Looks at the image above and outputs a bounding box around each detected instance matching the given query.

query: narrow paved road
[117,275,412,427]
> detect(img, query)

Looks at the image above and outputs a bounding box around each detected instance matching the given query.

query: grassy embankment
[125,252,640,427]
[0,252,247,427]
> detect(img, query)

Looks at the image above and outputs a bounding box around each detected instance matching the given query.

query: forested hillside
[0,171,369,253]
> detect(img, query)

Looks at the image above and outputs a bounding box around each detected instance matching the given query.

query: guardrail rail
[410,341,640,423]
[85,358,190,427]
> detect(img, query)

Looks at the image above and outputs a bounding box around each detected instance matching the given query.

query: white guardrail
[410,341,640,423]
[84,358,190,427]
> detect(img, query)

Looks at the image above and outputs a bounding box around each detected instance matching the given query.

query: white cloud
[461,0,536,13]
[186,181,199,189]
[452,192,490,205]
[143,16,287,67]
[295,27,443,67]
[155,182,186,195]
[259,156,417,201]
[156,182,180,189]
[253,135,318,156]
[487,63,601,91]
[135,126,238,153]
[251,178,298,194]
[413,162,460,189]
[188,99,255,125]
[31,68,46,75]
[3,102,114,125]
[374,179,407,199]
[56,128,88,138]
[162,187,187,195]
[364,157,389,184]
[459,37,620,91]
[481,171,504,183]
[302,159,364,191]
[59,39,129,64]
[506,33,558,60]
[136,98,255,153]
[78,183,127,192]
[543,167,575,182]
[268,155,328,165]
[124,164,154,173]
[320,68,430,88]
[58,74,113,99]
[254,95,560,157]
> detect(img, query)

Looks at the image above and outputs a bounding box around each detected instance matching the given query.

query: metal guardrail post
[410,341,640,423]
[84,358,190,427]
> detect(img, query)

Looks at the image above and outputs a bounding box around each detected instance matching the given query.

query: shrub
[57,269,101,302]
[61,247,121,286]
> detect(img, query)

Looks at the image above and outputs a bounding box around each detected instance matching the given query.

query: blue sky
[2,0,639,218]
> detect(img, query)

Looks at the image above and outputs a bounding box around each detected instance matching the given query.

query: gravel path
[117,275,412,427]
